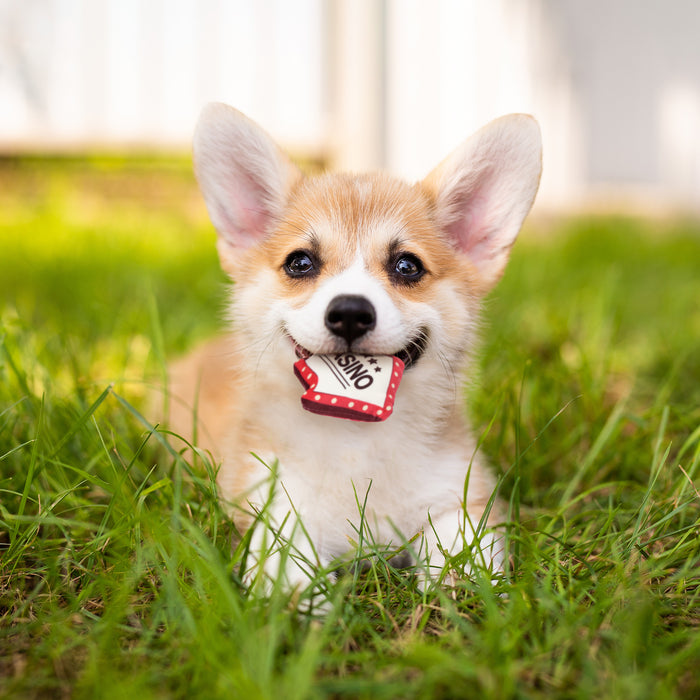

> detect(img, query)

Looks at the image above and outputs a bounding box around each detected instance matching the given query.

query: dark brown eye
[393,254,425,282]
[284,250,317,278]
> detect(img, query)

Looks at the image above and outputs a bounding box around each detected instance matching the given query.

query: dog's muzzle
[291,295,428,369]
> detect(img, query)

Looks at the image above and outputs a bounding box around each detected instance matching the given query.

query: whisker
[252,326,288,379]
[436,349,459,402]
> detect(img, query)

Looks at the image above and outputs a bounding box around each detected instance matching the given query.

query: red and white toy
[294,353,405,422]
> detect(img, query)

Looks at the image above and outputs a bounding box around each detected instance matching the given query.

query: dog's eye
[393,254,424,282]
[284,250,317,278]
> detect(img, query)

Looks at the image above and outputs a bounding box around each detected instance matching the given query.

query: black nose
[325,295,376,346]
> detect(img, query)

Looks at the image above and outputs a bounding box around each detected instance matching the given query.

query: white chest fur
[236,353,480,567]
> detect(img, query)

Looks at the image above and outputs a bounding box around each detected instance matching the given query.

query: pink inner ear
[426,114,541,288]
[218,170,275,249]
[444,186,497,263]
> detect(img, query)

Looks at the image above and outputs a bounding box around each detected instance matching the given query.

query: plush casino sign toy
[294,353,405,422]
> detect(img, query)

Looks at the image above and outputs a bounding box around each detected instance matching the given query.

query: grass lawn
[1,156,699,699]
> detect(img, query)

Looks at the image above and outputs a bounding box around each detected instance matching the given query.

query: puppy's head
[193,103,542,372]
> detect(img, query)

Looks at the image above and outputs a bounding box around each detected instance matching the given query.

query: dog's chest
[235,354,472,542]
[266,404,466,538]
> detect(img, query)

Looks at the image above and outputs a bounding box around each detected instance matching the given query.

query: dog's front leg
[243,511,318,589]
[419,508,504,589]
[241,499,335,615]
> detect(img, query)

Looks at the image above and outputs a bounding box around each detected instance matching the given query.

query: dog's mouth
[394,331,429,368]
[290,329,429,369]
[292,340,312,360]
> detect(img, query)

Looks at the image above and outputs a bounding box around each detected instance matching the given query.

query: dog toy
[294,353,404,422]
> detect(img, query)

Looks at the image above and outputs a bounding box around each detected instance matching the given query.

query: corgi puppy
[168,102,542,594]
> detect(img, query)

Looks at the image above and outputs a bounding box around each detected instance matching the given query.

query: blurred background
[2,0,700,214]
[3,6,700,698]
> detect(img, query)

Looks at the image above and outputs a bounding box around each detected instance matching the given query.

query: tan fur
[166,335,237,459]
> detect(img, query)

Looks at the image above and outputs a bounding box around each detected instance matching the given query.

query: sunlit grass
[1,157,699,698]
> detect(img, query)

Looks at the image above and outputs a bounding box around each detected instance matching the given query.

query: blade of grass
[558,398,627,508]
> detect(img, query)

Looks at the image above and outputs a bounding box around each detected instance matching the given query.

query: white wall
[547,0,700,208]
[328,0,584,208]
[1,0,699,210]
[0,0,327,152]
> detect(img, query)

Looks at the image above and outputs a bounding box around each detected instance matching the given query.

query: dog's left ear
[423,114,542,291]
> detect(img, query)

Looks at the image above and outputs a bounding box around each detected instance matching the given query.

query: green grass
[1,157,699,699]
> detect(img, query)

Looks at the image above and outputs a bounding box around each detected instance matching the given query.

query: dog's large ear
[423,114,542,291]
[193,103,302,266]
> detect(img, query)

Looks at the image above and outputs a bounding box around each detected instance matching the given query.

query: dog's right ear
[193,103,302,267]
[422,114,542,292]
